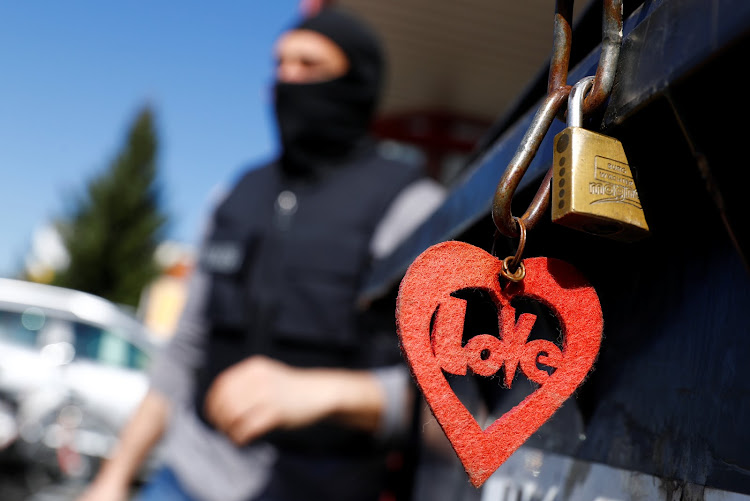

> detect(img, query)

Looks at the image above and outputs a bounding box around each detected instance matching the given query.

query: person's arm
[203,355,389,445]
[79,263,214,500]
[77,390,169,501]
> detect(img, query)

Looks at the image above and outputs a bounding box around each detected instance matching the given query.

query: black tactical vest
[194,147,422,454]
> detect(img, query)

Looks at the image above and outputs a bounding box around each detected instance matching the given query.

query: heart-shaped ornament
[396,241,602,487]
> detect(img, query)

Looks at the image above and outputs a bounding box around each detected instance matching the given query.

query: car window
[73,323,150,371]
[0,307,150,371]
[0,308,43,348]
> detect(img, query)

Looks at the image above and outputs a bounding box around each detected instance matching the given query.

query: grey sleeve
[148,267,211,406]
[148,185,230,405]
[372,365,414,442]
[368,177,447,439]
[370,177,447,259]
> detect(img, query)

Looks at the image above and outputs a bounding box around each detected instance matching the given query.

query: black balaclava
[273,7,384,176]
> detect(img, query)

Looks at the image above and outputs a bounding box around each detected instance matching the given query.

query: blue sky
[0,2,301,277]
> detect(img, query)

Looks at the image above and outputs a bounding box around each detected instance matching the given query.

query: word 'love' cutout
[396,241,602,487]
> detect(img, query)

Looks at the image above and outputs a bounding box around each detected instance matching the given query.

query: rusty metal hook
[583,0,623,114]
[491,87,569,237]
[491,0,624,238]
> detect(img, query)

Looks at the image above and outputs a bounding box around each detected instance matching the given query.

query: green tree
[53,106,168,307]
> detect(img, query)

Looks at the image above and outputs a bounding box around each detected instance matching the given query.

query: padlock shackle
[568,76,595,128]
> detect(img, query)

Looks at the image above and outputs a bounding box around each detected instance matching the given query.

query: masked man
[80,7,444,501]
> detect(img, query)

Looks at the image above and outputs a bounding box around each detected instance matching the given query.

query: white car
[0,278,161,484]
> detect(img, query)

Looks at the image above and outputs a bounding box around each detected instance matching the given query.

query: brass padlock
[552,77,649,241]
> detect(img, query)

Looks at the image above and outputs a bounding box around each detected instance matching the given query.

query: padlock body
[552,127,649,241]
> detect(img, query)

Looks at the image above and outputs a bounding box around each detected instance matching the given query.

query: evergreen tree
[53,106,168,307]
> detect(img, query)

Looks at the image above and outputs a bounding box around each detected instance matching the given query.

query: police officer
[80,6,444,501]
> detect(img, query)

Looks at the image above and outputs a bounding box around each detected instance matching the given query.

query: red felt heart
[396,241,602,487]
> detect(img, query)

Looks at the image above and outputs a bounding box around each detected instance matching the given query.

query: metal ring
[508,217,527,270]
[501,256,526,283]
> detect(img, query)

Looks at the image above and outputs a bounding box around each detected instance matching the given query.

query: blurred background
[0,1,591,499]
